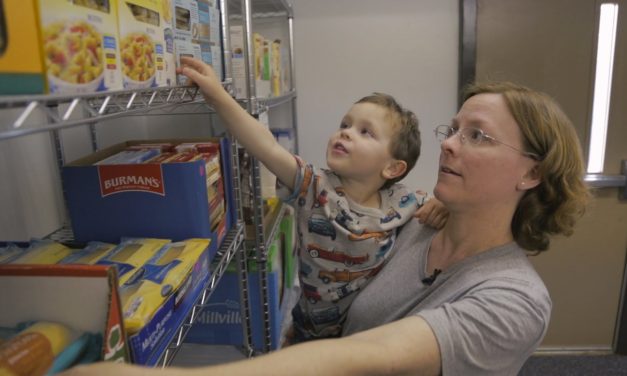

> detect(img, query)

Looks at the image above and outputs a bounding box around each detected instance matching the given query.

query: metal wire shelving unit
[0,0,298,364]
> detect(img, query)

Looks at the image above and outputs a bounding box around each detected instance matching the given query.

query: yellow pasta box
[0,0,46,94]
[10,240,73,265]
[120,238,210,333]
[117,0,176,88]
[37,0,124,94]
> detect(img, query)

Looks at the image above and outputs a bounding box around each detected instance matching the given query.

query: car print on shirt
[308,214,336,240]
[309,305,341,325]
[328,279,361,302]
[375,238,394,260]
[302,282,322,304]
[399,193,418,208]
[299,260,313,278]
[307,243,369,266]
[335,209,362,233]
[380,208,401,224]
[347,230,390,242]
[318,268,372,284]
[313,189,328,209]
[318,262,385,284]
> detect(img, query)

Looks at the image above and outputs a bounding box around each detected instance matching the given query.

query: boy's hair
[355,93,421,189]
[463,82,591,252]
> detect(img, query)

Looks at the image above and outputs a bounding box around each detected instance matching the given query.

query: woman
[63,82,590,375]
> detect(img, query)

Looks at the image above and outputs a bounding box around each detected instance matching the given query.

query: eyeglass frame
[433,124,542,161]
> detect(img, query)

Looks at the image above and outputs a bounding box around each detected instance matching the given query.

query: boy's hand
[177,56,227,106]
[414,197,448,230]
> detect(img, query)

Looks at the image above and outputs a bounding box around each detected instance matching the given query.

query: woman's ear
[383,160,407,180]
[517,164,541,191]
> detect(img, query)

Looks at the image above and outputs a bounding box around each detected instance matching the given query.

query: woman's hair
[463,82,591,252]
[356,93,421,189]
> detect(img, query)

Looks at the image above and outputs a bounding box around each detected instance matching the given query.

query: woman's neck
[427,210,515,273]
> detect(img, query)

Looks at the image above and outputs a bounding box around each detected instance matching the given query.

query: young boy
[179,57,447,341]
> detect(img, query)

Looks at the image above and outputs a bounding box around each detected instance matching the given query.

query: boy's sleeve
[276,155,312,204]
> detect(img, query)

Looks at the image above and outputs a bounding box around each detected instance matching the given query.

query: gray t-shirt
[343,219,552,375]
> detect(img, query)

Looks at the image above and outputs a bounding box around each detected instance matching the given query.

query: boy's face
[326,102,399,184]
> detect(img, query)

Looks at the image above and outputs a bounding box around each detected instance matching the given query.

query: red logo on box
[98,164,165,197]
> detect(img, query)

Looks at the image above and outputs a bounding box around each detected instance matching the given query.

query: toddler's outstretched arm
[178,56,298,190]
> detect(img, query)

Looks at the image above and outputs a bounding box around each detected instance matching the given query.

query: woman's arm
[63,316,441,376]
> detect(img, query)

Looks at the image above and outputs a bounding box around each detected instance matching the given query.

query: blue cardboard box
[187,268,281,350]
[62,138,236,250]
[127,242,211,365]
[186,209,296,350]
[186,233,282,350]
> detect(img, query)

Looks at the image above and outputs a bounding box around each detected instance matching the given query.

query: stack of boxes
[0,0,223,94]
[2,236,212,364]
[229,25,290,99]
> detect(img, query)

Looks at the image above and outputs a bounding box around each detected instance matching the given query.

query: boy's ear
[383,160,407,180]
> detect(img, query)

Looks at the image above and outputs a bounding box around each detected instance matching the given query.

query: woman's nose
[440,133,459,154]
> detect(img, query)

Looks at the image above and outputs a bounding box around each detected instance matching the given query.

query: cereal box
[37,0,124,94]
[0,0,46,94]
[196,0,222,80]
[172,0,202,85]
[229,25,246,99]
[117,0,176,88]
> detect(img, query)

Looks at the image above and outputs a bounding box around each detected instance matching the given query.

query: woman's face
[433,93,537,212]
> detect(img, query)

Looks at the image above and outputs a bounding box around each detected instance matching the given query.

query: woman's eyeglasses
[434,124,542,161]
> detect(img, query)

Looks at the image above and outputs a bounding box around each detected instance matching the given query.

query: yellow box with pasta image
[0,0,46,94]
[37,0,124,94]
[117,0,176,88]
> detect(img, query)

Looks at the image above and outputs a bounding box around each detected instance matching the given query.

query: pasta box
[61,138,235,247]
[0,0,46,94]
[126,240,210,364]
[37,0,124,94]
[117,0,176,88]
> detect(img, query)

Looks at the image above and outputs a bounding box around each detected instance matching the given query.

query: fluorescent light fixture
[587,3,619,173]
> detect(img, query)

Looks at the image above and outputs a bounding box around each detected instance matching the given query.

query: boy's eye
[339,123,348,129]
[360,128,372,136]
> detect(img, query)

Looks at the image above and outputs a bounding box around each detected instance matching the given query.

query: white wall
[290,0,458,194]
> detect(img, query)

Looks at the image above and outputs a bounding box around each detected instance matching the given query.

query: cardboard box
[0,264,129,369]
[126,242,210,364]
[38,0,124,94]
[0,1,46,94]
[61,138,235,249]
[187,208,296,350]
[0,0,124,95]
[117,0,176,88]
[172,0,202,85]
[230,25,246,99]
[254,32,271,98]
[186,263,282,350]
